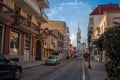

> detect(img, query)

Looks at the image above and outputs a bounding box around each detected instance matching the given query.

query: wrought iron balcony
[13,15,39,35]
[0,4,14,25]
[16,16,31,27]
[31,23,40,34]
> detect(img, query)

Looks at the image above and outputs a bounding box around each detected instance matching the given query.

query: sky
[45,0,120,47]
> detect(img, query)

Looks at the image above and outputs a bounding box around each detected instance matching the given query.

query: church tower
[77,24,81,52]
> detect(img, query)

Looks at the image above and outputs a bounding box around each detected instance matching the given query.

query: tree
[95,26,120,80]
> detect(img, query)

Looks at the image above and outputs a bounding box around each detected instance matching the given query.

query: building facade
[41,20,67,58]
[63,26,70,59]
[93,10,120,62]
[77,25,81,52]
[88,3,120,62]
[0,0,49,63]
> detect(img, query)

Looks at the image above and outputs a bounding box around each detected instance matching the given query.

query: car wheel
[13,68,22,80]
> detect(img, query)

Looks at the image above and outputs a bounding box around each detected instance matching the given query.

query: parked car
[45,55,61,65]
[0,53,22,80]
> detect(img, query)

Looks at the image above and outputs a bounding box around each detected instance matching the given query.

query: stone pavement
[85,59,107,80]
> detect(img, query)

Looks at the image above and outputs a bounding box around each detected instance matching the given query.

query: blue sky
[45,0,120,46]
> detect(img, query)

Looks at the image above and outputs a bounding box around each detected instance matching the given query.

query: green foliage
[95,26,120,79]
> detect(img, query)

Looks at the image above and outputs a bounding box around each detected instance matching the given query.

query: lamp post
[88,30,92,69]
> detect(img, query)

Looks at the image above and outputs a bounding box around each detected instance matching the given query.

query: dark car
[0,53,22,80]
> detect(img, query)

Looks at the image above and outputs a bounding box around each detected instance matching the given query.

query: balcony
[0,2,14,25]
[14,0,40,15]
[38,12,48,23]
[13,14,39,35]
[36,0,49,8]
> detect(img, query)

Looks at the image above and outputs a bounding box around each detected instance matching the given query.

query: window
[25,35,31,50]
[10,30,20,55]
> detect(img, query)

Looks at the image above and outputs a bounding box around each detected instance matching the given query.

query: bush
[95,26,120,79]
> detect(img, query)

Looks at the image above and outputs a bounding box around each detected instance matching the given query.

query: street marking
[82,60,86,80]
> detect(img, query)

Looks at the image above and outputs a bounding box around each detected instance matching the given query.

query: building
[93,10,120,62]
[41,29,58,60]
[63,26,70,59]
[76,25,81,52]
[50,29,64,58]
[88,3,120,60]
[0,0,49,63]
[41,20,67,58]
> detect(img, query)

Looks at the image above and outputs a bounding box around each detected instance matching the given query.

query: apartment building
[42,29,58,60]
[41,20,67,58]
[93,10,120,62]
[88,3,120,61]
[63,26,70,59]
[0,0,49,63]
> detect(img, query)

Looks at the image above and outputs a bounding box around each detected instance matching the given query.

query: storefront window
[10,30,20,55]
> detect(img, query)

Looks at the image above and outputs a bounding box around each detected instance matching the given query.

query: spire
[78,24,81,32]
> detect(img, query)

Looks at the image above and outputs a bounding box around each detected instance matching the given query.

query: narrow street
[21,57,83,80]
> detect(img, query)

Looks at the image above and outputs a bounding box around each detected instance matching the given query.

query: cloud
[81,34,87,43]
[70,34,77,47]
[47,1,91,19]
[70,33,87,47]
[46,0,91,46]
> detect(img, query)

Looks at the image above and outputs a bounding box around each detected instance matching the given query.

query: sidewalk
[21,61,45,69]
[85,59,107,80]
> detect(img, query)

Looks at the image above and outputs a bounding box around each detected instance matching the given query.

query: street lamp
[88,30,92,69]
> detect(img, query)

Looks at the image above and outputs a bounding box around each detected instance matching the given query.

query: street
[21,57,83,80]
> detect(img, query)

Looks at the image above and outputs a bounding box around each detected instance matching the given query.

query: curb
[23,64,44,70]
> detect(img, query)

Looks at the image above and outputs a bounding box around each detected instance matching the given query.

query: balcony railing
[0,5,14,18]
[16,16,30,27]
[31,23,39,33]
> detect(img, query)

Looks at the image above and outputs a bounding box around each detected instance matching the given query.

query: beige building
[41,20,67,58]
[41,29,58,60]
[0,0,49,63]
[41,20,66,35]
[93,10,120,62]
[88,3,120,62]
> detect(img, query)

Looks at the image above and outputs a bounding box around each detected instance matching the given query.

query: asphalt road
[21,57,83,80]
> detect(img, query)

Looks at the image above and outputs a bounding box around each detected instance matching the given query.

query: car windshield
[48,56,56,59]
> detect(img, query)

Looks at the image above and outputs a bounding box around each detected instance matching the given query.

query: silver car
[45,55,60,65]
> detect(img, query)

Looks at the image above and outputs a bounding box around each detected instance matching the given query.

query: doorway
[36,40,42,60]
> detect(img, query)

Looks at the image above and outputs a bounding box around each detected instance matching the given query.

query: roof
[90,3,120,15]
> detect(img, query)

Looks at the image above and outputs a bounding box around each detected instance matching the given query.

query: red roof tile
[90,3,120,15]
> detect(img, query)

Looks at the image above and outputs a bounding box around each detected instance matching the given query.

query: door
[24,35,31,62]
[36,40,42,60]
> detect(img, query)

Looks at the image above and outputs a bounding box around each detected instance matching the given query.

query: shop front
[10,30,20,56]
